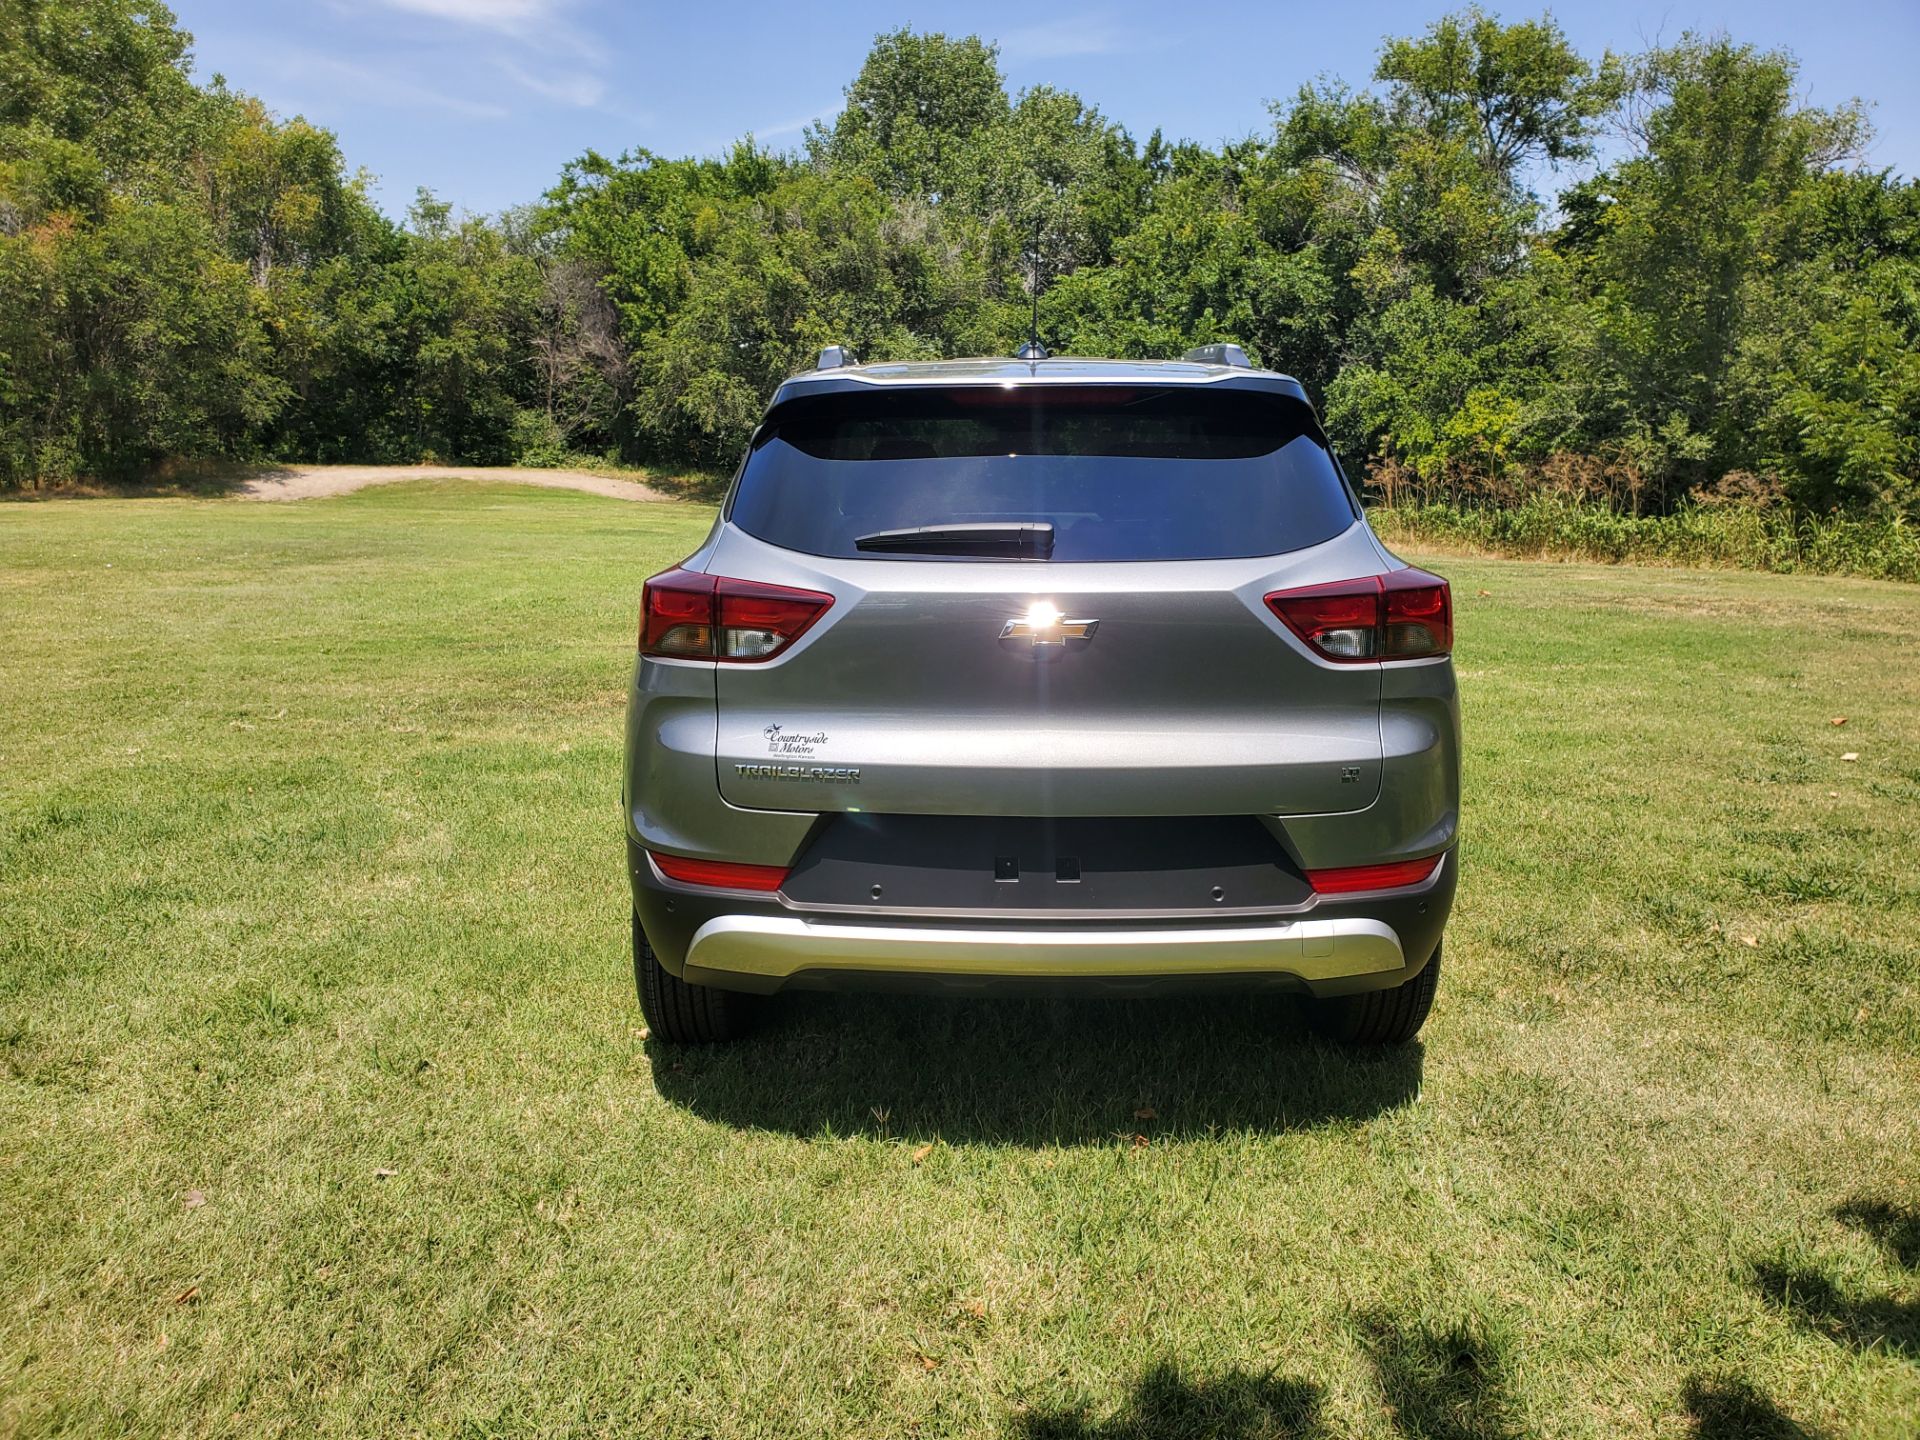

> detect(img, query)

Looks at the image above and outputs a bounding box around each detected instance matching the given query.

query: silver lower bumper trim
[682,914,1404,988]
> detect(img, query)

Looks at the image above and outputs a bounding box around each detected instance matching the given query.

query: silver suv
[624,346,1459,1045]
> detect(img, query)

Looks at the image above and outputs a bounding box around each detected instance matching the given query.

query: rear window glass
[728,385,1358,562]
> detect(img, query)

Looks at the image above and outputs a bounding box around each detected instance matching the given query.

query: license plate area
[780,815,1313,915]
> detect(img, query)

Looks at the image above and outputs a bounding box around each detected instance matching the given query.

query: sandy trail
[237,465,669,503]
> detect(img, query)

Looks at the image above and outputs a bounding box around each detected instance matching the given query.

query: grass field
[3,482,1917,1438]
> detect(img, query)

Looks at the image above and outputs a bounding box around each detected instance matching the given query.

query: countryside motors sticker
[764,723,828,757]
[739,724,859,783]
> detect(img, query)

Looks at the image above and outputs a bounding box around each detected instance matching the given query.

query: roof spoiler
[815,345,858,370]
[1182,343,1251,368]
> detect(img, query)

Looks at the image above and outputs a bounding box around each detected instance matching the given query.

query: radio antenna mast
[1017,217,1048,361]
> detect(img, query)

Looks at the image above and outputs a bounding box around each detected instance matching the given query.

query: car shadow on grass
[1005,1362,1327,1438]
[649,991,1421,1144]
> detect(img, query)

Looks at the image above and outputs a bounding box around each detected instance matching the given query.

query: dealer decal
[763,723,829,757]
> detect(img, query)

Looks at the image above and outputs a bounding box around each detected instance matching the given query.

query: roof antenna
[1015,217,1048,361]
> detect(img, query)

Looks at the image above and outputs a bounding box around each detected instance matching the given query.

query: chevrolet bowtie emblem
[1000,601,1099,646]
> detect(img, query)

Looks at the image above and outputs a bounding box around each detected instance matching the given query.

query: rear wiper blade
[853,522,1054,558]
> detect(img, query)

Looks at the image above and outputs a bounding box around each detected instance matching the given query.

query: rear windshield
[728,385,1358,562]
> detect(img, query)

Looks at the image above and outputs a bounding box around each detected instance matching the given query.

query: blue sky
[169,0,1920,218]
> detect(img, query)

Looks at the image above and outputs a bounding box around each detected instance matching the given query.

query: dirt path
[237,464,669,503]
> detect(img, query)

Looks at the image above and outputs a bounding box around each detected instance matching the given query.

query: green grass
[3,481,1917,1438]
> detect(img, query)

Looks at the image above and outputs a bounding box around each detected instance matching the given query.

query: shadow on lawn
[1007,1363,1327,1438]
[1680,1374,1827,1440]
[649,991,1420,1144]
[1001,1319,1528,1439]
[985,1339,1834,1440]
[1350,1319,1826,1439]
[1835,1198,1920,1270]
[1751,1195,1920,1361]
[1357,1313,1525,1440]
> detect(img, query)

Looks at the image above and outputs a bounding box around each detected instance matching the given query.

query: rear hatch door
[710,380,1384,818]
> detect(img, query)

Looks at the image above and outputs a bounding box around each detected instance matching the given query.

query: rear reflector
[1265,569,1451,662]
[641,567,833,662]
[648,851,791,892]
[1305,854,1442,895]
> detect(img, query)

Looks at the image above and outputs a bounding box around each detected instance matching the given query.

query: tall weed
[1372,497,1919,583]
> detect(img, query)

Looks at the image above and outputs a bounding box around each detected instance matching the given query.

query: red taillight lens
[1264,578,1382,660]
[1305,854,1443,894]
[1265,569,1450,663]
[715,578,833,660]
[1382,567,1452,657]
[639,567,833,662]
[640,568,718,657]
[648,851,791,891]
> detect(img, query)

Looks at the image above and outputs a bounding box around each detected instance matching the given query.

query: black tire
[633,912,756,1044]
[1309,943,1441,1046]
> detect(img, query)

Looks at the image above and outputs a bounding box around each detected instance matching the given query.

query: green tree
[630,169,989,466]
[1549,37,1869,500]
[1266,10,1610,482]
[808,30,1009,202]
[0,0,206,198]
[1739,172,1920,516]
[1375,6,1621,180]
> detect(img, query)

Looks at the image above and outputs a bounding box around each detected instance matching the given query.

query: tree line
[2,2,1916,522]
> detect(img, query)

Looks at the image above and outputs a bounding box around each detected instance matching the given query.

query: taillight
[1263,579,1381,660]
[1381,567,1452,657]
[1265,569,1451,662]
[1305,854,1442,894]
[639,567,833,662]
[641,569,717,657]
[648,851,791,891]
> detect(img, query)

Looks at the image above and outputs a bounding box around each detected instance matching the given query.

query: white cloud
[497,59,606,108]
[352,0,616,112]
[998,16,1132,64]
[256,52,511,120]
[748,101,837,141]
[688,101,833,157]
[374,0,560,30]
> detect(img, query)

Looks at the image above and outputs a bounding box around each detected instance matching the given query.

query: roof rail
[815,345,858,370]
[1182,343,1251,368]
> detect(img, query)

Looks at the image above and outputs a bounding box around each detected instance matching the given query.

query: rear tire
[1309,943,1441,1046]
[634,912,756,1044]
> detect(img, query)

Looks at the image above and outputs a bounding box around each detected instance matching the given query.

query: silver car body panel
[705,521,1389,818]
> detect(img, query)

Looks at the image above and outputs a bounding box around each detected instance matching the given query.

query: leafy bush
[509,409,567,469]
[1373,496,1920,582]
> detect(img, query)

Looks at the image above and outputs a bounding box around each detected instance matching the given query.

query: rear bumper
[629,840,1454,998]
[684,913,1406,990]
